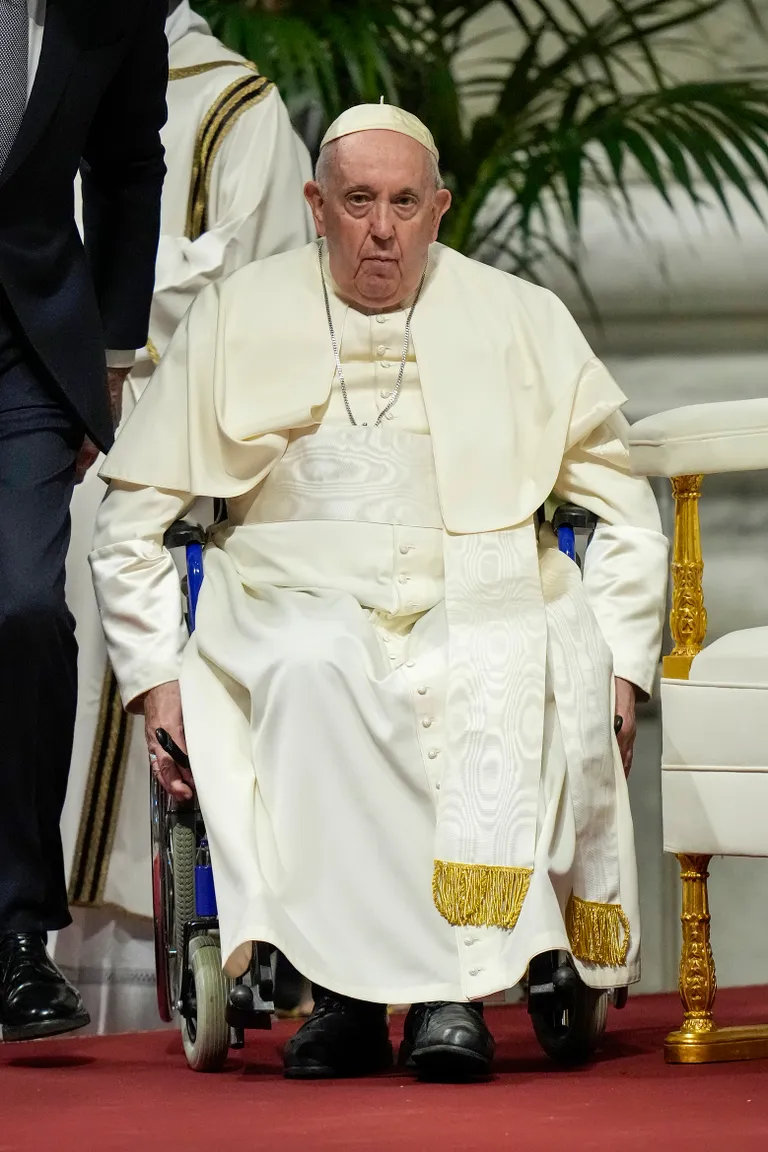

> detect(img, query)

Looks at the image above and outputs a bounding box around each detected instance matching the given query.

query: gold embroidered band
[432,860,533,930]
[169,59,259,82]
[68,667,131,906]
[185,72,273,242]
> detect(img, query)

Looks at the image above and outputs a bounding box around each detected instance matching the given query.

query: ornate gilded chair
[629,398,768,1063]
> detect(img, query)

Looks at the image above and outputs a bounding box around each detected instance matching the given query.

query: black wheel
[151,774,174,1023]
[528,952,609,1065]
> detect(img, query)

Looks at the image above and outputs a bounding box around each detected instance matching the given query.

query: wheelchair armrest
[552,503,598,536]
[163,520,206,551]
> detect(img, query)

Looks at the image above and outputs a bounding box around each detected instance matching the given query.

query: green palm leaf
[195,0,768,293]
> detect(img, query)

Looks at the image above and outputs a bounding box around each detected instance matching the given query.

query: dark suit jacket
[0,0,168,451]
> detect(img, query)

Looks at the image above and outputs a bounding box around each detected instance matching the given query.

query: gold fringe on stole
[432,861,533,930]
[566,893,630,966]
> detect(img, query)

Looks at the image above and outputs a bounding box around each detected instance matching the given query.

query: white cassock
[90,242,668,1004]
[57,1,314,1029]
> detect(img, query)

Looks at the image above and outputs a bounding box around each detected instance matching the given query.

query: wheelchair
[151,504,626,1072]
[151,518,275,1073]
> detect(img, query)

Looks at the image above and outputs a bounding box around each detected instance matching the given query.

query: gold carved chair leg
[663,474,707,681]
[665,855,768,1063]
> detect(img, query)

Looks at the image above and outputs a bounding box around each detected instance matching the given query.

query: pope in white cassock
[61,0,312,1019]
[90,102,668,1079]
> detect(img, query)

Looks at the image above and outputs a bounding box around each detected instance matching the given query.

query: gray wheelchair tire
[172,822,196,967]
[182,936,231,1073]
[530,961,610,1065]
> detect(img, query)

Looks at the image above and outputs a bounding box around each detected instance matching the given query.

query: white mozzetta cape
[102,241,627,533]
[100,241,663,948]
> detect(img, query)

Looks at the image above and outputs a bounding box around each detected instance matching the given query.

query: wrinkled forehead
[327,130,434,189]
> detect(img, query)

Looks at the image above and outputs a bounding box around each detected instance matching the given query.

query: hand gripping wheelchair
[151,504,626,1072]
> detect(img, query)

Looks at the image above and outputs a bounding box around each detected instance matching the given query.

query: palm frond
[195,0,768,298]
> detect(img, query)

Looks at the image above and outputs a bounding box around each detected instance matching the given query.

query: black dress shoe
[283,984,392,1079]
[400,1001,495,1080]
[0,933,90,1042]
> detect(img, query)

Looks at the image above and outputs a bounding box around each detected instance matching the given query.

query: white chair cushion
[629,398,768,478]
[662,666,768,856]
[690,626,768,687]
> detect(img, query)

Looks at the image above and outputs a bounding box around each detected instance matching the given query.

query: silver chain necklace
[317,239,426,428]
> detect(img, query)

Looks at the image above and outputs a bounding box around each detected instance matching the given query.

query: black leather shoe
[400,1001,495,1080]
[0,933,90,1042]
[283,985,392,1079]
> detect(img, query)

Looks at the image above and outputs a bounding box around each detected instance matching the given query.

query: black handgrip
[162,520,206,551]
[552,503,599,536]
[156,727,191,772]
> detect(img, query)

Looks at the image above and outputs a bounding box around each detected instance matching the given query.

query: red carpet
[2,987,768,1151]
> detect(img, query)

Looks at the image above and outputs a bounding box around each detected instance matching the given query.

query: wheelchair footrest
[225,1005,272,1031]
[225,983,273,1030]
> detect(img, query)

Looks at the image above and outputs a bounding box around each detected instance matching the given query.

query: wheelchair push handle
[552,503,598,565]
[156,727,191,773]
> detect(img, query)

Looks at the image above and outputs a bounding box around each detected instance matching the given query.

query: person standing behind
[0,0,168,1042]
[56,0,314,1031]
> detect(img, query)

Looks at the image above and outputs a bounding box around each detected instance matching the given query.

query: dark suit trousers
[0,298,84,932]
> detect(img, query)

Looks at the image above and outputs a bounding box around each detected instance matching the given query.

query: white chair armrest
[629,398,768,478]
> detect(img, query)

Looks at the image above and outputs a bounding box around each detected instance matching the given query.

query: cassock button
[406,661,416,669]
[422,718,433,728]
[428,749,439,760]
[380,360,391,369]
[399,544,410,555]
[380,389,390,399]
[398,575,409,584]
[464,937,476,946]
[418,687,428,696]
[377,345,387,356]
[375,315,387,324]
[434,782,441,790]
[469,968,481,977]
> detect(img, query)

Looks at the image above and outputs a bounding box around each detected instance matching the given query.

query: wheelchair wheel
[529,952,609,1066]
[172,821,196,962]
[182,936,231,1073]
[151,775,174,1023]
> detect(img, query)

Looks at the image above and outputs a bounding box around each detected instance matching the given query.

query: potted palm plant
[194,0,768,284]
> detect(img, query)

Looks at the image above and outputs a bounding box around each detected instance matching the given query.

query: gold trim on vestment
[432,860,533,930]
[169,60,259,82]
[185,73,274,241]
[565,893,630,967]
[68,667,132,906]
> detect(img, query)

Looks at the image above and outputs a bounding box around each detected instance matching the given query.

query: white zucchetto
[320,103,439,163]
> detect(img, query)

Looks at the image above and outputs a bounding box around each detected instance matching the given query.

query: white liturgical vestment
[90,242,668,1004]
[57,3,314,1028]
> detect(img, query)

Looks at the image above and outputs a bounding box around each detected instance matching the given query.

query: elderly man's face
[305,131,451,311]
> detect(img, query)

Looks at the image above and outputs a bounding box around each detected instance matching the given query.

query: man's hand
[75,436,100,484]
[107,365,130,429]
[614,676,637,777]
[142,680,194,800]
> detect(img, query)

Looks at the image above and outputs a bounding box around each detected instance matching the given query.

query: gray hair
[315,139,444,194]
